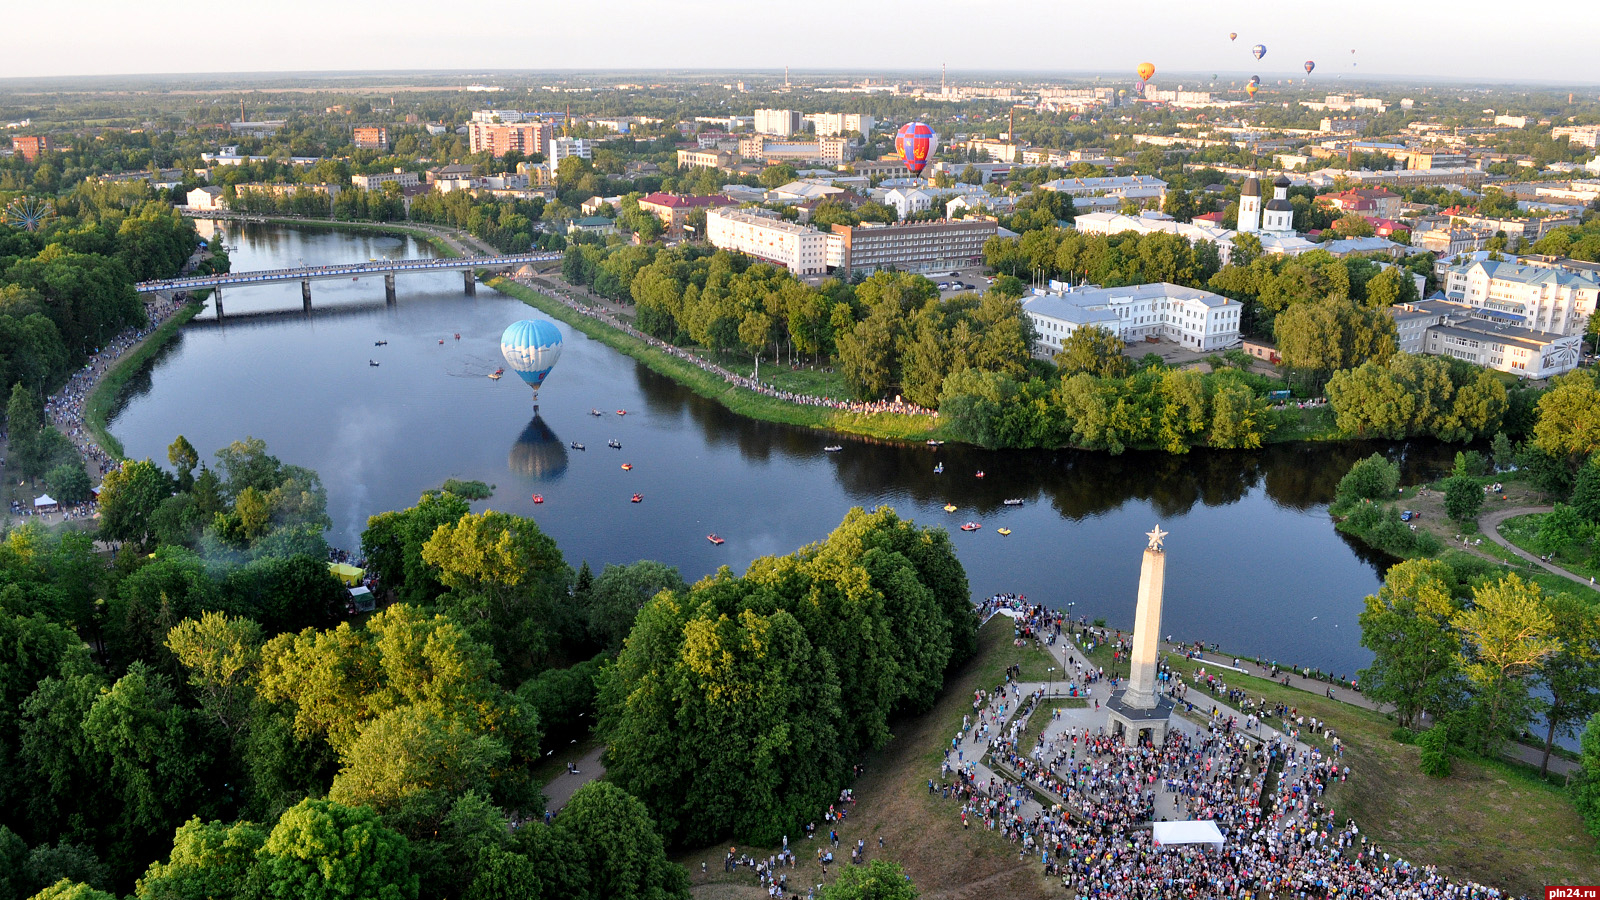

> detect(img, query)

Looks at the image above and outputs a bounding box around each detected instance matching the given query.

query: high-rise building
[468,122,555,158]
[12,136,53,162]
[353,127,389,150]
[753,109,802,138]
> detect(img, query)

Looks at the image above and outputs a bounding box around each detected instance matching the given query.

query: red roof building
[1318,187,1401,221]
[637,192,736,236]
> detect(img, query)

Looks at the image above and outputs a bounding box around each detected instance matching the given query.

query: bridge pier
[385,273,396,304]
[302,279,312,312]
[212,288,222,319]
[463,270,476,297]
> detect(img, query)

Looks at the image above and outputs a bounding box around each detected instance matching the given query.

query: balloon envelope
[1136,62,1156,82]
[1252,43,1267,60]
[1247,83,1259,98]
[1229,32,1237,41]
[1250,74,1261,85]
[501,319,564,395]
[895,122,938,175]
[1305,60,1316,74]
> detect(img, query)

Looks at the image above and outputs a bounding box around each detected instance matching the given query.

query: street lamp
[1046,666,1057,696]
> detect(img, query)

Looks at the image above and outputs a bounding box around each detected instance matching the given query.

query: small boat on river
[621,463,633,471]
[617,409,627,416]
[975,471,985,479]
[943,503,957,513]
[960,522,981,532]
[707,534,725,545]
[374,340,387,346]
[608,439,621,449]
[532,494,544,504]
[824,445,843,453]
[454,333,461,339]
[570,442,585,450]
[630,493,643,503]
[368,360,379,367]
[926,440,945,446]
[1003,498,1023,506]
[590,409,603,417]
[997,528,1012,536]
[488,369,502,380]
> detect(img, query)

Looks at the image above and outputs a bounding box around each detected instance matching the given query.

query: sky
[8,0,1600,85]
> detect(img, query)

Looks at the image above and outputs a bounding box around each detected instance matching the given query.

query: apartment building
[753,109,802,137]
[805,113,874,136]
[1444,259,1600,336]
[1390,299,1581,377]
[351,170,420,191]
[353,127,389,150]
[706,208,829,274]
[827,219,997,275]
[12,136,53,161]
[636,192,735,236]
[468,122,555,158]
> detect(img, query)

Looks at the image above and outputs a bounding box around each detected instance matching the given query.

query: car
[937,282,952,290]
[947,271,962,277]
[1400,510,1414,522]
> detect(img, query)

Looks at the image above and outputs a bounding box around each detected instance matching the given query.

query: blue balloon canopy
[501,319,564,398]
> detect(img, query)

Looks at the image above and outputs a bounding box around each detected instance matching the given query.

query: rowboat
[943,503,957,513]
[708,534,725,545]
[997,528,1012,536]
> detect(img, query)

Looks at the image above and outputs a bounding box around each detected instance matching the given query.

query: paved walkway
[541,743,607,813]
[1479,505,1596,592]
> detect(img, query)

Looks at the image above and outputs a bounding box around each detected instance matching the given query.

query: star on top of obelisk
[1146,524,1167,552]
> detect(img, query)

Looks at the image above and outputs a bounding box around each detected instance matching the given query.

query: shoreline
[82,299,205,461]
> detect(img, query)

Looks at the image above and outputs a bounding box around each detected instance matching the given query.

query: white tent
[1152,821,1225,850]
[33,494,57,509]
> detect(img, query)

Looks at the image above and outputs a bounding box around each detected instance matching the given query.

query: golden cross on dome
[1147,525,1167,551]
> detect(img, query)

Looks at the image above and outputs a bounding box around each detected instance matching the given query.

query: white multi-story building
[805,113,874,136]
[884,187,935,219]
[1022,282,1242,358]
[548,137,592,169]
[753,108,802,137]
[1390,299,1582,378]
[351,170,420,191]
[1444,259,1600,337]
[1040,175,1168,204]
[706,208,828,275]
[472,110,525,124]
[1553,125,1600,148]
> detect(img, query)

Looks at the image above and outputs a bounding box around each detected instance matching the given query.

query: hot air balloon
[1137,62,1156,82]
[1251,44,1267,60]
[894,121,938,176]
[1250,75,1261,86]
[1229,32,1238,41]
[1304,60,1315,75]
[501,319,564,403]
[1247,83,1259,99]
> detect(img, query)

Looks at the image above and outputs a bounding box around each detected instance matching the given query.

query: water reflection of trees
[508,415,568,480]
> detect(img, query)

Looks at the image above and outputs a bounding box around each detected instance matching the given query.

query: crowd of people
[925,605,1522,900]
[513,275,938,418]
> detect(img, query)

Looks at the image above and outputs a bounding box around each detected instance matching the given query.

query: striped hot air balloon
[501,319,564,401]
[895,122,938,176]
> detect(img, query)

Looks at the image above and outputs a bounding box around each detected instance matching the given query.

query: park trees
[1536,593,1600,775]
[821,860,919,900]
[1357,559,1464,730]
[1453,575,1562,755]
[1275,297,1396,391]
[1054,325,1129,379]
[256,799,418,900]
[361,490,472,607]
[1534,370,1600,463]
[585,560,688,654]
[1574,714,1600,837]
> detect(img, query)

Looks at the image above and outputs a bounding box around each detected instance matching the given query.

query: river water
[107,222,1460,678]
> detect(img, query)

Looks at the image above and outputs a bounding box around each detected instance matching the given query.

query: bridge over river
[135,252,563,316]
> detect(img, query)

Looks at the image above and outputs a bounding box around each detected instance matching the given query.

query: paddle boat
[570,442,585,451]
[621,463,633,471]
[960,522,981,532]
[926,440,945,446]
[532,494,544,504]
[1003,498,1023,506]
[707,534,725,545]
[590,409,603,417]
[824,445,843,453]
[997,528,1012,536]
[374,340,387,346]
[616,409,627,416]
[943,503,958,513]
[974,471,985,479]
[368,360,380,367]
[438,339,445,344]
[454,333,461,339]
[607,439,622,449]
[934,463,944,474]
[630,493,643,503]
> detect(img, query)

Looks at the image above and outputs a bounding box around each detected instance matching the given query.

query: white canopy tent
[33,494,57,510]
[1152,821,1225,850]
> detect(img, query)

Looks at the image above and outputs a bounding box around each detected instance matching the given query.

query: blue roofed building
[1444,258,1600,336]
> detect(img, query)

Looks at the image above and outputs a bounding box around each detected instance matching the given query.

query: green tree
[1573,713,1600,837]
[26,881,117,900]
[822,860,919,900]
[1572,455,1600,523]
[1534,371,1600,462]
[758,165,797,190]
[328,704,510,820]
[256,799,418,900]
[1491,431,1515,471]
[81,662,208,841]
[44,465,92,506]
[98,459,174,550]
[134,818,267,900]
[587,561,688,654]
[166,611,263,736]
[1453,575,1562,754]
[1357,559,1464,730]
[167,436,199,492]
[1053,325,1129,378]
[1537,593,1600,775]
[361,491,472,606]
[1335,453,1399,507]
[557,782,689,900]
[1443,474,1483,526]
[1416,723,1452,778]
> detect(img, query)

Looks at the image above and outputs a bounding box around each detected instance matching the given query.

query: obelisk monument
[1105,525,1176,746]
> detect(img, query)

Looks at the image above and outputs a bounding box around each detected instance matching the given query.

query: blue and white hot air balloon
[501,319,564,402]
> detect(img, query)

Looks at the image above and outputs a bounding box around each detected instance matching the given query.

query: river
[107,222,1461,678]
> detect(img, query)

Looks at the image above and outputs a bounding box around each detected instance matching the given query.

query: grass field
[82,300,204,459]
[1163,652,1599,896]
[1499,512,1600,583]
[492,277,945,444]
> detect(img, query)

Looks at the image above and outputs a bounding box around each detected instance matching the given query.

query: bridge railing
[135,252,563,293]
